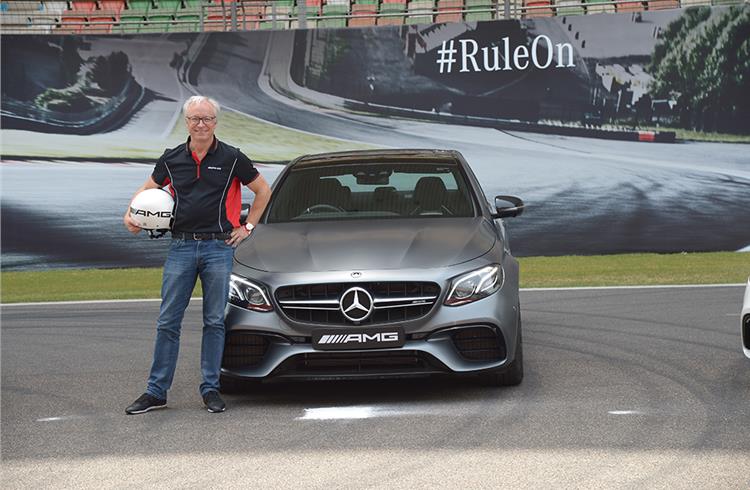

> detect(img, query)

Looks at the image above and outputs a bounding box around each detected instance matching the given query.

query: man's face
[185,101,217,144]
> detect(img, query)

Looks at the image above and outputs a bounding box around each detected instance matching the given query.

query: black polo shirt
[152,137,259,233]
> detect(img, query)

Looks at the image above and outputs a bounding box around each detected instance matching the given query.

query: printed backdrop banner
[1,5,749,270]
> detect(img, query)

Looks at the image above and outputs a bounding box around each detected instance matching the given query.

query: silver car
[221,149,525,389]
[742,278,750,359]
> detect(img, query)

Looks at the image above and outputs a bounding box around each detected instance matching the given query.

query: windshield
[266,161,477,223]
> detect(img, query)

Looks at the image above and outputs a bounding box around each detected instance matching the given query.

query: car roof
[291,149,464,168]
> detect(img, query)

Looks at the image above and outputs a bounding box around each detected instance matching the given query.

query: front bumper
[222,301,520,381]
[222,259,521,380]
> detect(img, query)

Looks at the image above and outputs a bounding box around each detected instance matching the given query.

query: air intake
[223,333,269,368]
[452,326,506,361]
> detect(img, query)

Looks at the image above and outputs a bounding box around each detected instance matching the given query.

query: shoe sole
[125,404,167,415]
[206,407,226,413]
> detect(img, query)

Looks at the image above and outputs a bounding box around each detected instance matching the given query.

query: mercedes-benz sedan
[742,278,750,359]
[221,149,525,389]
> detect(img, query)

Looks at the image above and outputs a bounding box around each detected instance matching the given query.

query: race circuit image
[2,10,750,271]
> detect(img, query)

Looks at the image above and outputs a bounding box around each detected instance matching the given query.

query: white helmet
[129,188,174,230]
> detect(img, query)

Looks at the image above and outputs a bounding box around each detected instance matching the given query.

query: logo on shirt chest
[206,166,223,171]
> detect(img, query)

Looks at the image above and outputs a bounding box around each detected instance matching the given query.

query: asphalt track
[2,286,749,488]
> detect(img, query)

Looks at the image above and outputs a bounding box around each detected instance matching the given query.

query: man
[124,96,271,414]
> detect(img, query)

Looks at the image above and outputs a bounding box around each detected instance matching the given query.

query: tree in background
[648,6,750,134]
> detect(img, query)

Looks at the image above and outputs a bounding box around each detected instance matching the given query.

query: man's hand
[124,213,142,235]
[226,225,251,248]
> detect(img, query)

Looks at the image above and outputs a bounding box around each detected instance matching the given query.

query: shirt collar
[185,136,219,156]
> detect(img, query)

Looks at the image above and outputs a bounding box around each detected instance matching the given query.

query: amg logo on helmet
[318,332,400,344]
[130,207,172,218]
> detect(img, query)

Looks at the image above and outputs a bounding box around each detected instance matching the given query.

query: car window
[266,162,477,223]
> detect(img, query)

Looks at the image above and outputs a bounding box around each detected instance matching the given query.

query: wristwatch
[244,222,255,233]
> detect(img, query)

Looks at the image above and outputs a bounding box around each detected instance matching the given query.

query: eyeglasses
[186,116,217,125]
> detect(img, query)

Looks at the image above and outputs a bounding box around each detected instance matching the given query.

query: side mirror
[240,203,251,225]
[492,195,524,219]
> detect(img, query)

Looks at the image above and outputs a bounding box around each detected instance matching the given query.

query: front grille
[223,333,269,368]
[452,326,506,361]
[275,281,440,325]
[272,350,444,376]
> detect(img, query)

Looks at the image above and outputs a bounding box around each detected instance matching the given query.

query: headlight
[444,265,504,306]
[228,274,273,312]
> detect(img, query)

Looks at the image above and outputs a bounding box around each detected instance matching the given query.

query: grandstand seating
[464,0,495,21]
[405,0,435,25]
[71,1,97,12]
[319,0,349,28]
[556,0,585,15]
[85,16,115,32]
[524,0,554,17]
[118,14,145,32]
[378,1,405,25]
[127,0,152,12]
[173,12,200,31]
[435,0,462,23]
[349,2,378,27]
[646,0,680,9]
[0,0,739,35]
[59,13,85,33]
[615,1,645,12]
[100,0,125,15]
[584,0,615,13]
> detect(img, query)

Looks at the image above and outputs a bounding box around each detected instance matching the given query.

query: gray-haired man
[124,96,271,414]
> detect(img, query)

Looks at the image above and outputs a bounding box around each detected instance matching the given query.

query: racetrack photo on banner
[1,5,749,270]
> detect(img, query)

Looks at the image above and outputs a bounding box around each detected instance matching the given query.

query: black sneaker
[125,393,167,415]
[202,390,226,413]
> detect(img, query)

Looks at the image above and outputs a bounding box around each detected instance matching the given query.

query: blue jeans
[146,239,234,400]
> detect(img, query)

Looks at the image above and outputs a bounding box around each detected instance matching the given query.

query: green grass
[1,252,748,304]
[0,268,199,304]
[520,252,749,288]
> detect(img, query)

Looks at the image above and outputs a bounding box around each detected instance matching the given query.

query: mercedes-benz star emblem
[351,272,362,279]
[339,287,373,322]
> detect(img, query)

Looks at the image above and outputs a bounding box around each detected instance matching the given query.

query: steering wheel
[303,204,346,214]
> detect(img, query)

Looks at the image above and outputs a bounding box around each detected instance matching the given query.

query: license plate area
[312,327,406,351]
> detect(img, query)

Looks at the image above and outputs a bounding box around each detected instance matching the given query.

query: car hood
[235,217,497,272]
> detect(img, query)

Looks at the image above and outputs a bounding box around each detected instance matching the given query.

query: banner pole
[299,0,308,29]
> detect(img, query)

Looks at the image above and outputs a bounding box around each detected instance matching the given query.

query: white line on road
[296,405,431,420]
[36,415,84,422]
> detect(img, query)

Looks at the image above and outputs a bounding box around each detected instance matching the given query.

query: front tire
[479,313,523,387]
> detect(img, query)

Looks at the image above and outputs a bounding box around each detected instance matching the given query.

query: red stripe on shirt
[191,151,201,179]
[225,177,242,228]
[163,178,175,197]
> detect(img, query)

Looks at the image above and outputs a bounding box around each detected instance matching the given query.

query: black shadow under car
[221,149,525,389]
